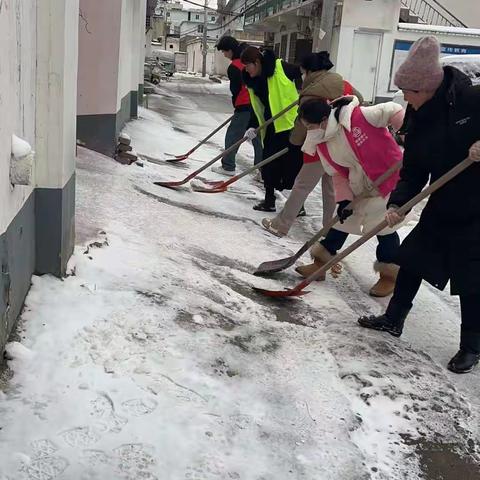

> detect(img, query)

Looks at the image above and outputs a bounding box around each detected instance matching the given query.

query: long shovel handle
[186,115,234,156]
[223,148,289,187]
[294,157,474,292]
[293,160,404,260]
[191,148,289,192]
[169,99,300,186]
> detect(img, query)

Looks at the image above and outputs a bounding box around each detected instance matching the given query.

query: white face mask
[302,127,326,155]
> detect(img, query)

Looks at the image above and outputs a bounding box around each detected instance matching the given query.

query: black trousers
[391,267,480,349]
[321,228,400,264]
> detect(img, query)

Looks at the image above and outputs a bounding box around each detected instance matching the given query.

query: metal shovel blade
[251,286,310,298]
[253,256,297,276]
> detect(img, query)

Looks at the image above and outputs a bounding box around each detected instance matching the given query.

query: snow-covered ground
[1,77,479,480]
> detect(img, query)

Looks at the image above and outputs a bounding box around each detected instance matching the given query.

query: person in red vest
[214,36,262,176]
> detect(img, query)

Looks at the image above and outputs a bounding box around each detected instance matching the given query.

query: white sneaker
[211,165,235,177]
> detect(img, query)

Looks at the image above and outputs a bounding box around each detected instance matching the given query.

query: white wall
[118,0,134,109]
[342,0,401,31]
[186,40,216,74]
[0,0,36,234]
[36,0,79,189]
[77,0,122,116]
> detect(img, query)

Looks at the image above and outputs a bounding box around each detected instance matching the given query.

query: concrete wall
[77,0,147,156]
[1,0,79,354]
[0,0,37,353]
[186,40,216,74]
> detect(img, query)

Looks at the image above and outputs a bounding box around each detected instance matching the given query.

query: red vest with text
[231,59,251,107]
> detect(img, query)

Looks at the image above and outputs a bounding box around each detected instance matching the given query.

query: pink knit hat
[394,36,444,91]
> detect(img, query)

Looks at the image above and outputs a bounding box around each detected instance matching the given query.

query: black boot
[253,200,276,212]
[447,331,480,374]
[254,190,276,212]
[357,302,411,338]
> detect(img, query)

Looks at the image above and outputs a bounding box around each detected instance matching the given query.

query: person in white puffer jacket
[295,96,405,297]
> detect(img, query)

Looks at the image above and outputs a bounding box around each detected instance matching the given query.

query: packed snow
[0,76,479,480]
[11,134,32,159]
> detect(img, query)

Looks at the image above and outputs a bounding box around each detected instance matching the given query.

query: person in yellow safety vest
[241,47,303,212]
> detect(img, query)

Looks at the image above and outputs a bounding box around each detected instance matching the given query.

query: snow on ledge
[398,23,480,37]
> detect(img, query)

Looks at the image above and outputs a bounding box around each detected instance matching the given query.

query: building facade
[244,0,480,103]
[77,0,148,157]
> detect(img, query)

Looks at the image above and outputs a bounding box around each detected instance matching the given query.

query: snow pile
[10,134,34,185]
[11,135,32,158]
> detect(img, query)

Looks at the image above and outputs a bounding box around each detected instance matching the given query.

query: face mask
[302,127,326,155]
[305,128,325,143]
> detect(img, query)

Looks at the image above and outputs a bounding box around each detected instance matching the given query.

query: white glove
[385,207,405,228]
[469,141,480,162]
[244,128,257,142]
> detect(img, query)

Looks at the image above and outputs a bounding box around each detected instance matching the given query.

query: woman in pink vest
[295,96,405,297]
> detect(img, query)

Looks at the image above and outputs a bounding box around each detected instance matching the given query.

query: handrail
[401,0,467,28]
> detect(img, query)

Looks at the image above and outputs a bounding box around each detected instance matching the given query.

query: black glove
[337,200,353,224]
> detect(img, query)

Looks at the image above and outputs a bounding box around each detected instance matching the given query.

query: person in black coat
[240,47,303,212]
[358,36,480,374]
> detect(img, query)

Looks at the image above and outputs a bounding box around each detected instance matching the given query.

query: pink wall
[77,0,122,115]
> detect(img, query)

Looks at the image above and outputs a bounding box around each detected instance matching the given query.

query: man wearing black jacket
[213,36,262,176]
[358,36,480,374]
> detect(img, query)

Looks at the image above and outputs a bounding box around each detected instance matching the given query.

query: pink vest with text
[317,106,402,198]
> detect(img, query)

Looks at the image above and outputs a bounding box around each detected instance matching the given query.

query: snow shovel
[254,161,403,276]
[253,156,474,298]
[191,147,289,193]
[153,99,300,189]
[164,114,234,162]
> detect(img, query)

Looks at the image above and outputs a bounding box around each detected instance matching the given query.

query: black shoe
[358,302,411,338]
[358,314,403,337]
[447,349,480,374]
[253,200,276,212]
[297,205,306,217]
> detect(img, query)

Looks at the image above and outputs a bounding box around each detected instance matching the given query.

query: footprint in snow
[22,455,69,480]
[121,398,158,417]
[30,439,59,458]
[61,426,101,447]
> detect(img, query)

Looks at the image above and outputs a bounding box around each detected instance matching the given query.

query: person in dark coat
[213,36,262,176]
[358,36,480,374]
[240,47,303,212]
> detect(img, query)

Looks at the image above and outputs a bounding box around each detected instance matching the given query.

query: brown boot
[369,262,399,297]
[295,244,334,281]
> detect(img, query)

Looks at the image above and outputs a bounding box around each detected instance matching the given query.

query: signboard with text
[389,40,480,91]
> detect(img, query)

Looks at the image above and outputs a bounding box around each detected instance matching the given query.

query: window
[211,16,215,21]
[169,44,174,49]
[166,12,170,16]
[195,14,200,20]
[198,24,204,33]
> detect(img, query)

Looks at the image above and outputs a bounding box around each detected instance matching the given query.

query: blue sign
[394,39,480,55]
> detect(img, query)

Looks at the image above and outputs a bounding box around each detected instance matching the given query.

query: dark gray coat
[389,67,480,295]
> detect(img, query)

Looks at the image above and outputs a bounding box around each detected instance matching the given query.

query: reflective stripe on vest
[248,59,299,142]
[231,59,251,107]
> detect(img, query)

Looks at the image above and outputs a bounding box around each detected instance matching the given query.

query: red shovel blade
[153,180,187,189]
[251,286,310,298]
[191,183,227,193]
[166,155,189,162]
